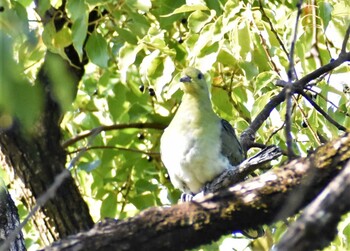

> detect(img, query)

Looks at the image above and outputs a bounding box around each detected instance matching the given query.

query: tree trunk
[0,52,94,243]
[0,182,26,251]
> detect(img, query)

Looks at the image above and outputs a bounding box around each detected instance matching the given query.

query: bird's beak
[180,75,192,83]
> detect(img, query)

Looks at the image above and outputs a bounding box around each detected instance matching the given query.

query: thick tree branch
[42,133,350,251]
[274,159,350,251]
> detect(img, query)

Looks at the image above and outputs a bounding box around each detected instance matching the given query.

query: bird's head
[179,67,209,96]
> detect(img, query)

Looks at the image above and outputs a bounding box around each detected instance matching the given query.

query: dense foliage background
[1,0,349,250]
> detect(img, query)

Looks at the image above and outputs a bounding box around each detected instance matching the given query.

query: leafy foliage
[1,0,350,250]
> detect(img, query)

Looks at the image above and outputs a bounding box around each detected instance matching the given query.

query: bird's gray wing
[220,119,245,165]
[220,119,264,238]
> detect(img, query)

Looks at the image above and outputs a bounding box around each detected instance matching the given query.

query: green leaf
[71,16,88,61]
[53,25,72,48]
[161,4,209,17]
[129,193,156,210]
[217,46,237,65]
[251,91,273,118]
[86,32,109,68]
[188,10,215,33]
[254,71,279,94]
[0,32,43,129]
[115,27,138,45]
[197,41,220,72]
[118,43,142,83]
[100,193,118,218]
[126,0,152,12]
[237,20,252,60]
[239,61,259,80]
[67,0,87,22]
[108,83,128,121]
[135,179,158,193]
[212,87,233,118]
[45,53,77,111]
[319,2,333,30]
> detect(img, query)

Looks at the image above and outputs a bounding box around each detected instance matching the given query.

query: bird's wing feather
[220,119,245,165]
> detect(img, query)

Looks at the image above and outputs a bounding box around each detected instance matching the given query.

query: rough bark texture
[42,133,350,251]
[0,184,25,251]
[274,159,350,251]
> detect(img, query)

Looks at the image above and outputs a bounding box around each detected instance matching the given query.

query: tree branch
[285,0,303,158]
[241,44,350,151]
[299,91,347,131]
[274,159,350,251]
[202,145,282,195]
[62,123,166,148]
[42,133,350,251]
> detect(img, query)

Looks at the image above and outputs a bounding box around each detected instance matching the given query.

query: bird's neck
[180,93,216,115]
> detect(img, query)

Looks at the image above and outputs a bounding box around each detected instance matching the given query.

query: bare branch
[288,0,303,81]
[258,0,289,57]
[68,145,159,157]
[62,123,166,148]
[241,51,350,151]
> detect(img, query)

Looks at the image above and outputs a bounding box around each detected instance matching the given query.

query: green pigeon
[160,67,244,195]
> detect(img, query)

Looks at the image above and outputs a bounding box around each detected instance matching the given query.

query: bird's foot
[180,193,194,202]
[180,190,208,202]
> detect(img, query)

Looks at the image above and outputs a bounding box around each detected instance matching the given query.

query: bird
[160,67,245,196]
[160,67,264,239]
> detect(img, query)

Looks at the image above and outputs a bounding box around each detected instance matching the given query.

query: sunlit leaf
[161,4,209,17]
[100,193,118,218]
[319,2,333,30]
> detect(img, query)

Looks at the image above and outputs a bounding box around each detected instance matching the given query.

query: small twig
[258,0,289,57]
[265,121,285,145]
[305,88,350,117]
[300,91,347,131]
[293,95,321,145]
[250,6,281,76]
[288,0,303,81]
[62,123,166,148]
[68,145,159,157]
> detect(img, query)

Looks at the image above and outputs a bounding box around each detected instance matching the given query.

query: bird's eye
[197,73,203,79]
